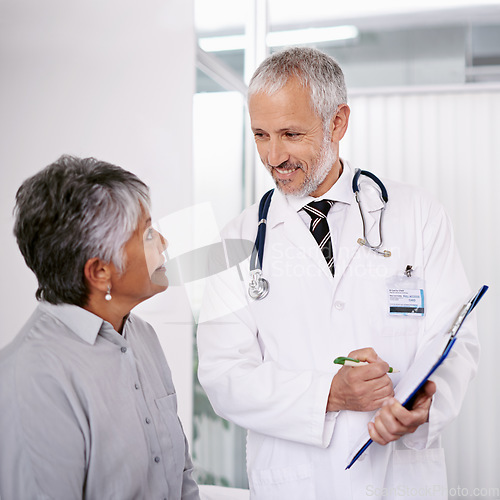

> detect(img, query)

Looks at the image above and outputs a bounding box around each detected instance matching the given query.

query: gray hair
[13,155,151,306]
[248,47,347,125]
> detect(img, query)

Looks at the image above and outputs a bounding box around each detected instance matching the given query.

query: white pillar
[244,0,270,205]
[0,0,196,441]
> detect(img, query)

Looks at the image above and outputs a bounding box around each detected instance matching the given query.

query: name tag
[387,267,425,316]
[388,288,424,316]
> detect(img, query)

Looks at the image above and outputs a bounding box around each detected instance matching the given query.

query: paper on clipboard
[346,285,488,470]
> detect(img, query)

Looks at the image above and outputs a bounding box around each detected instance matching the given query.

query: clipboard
[346,284,488,470]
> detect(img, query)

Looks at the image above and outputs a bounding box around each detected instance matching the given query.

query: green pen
[334,356,399,373]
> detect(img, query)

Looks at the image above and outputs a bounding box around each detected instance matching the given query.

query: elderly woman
[0,156,200,500]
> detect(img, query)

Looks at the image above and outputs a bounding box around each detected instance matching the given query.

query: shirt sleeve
[181,430,201,499]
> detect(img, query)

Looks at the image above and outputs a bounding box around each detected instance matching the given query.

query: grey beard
[271,137,337,198]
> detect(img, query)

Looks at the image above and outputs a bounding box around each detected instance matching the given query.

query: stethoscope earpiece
[357,238,391,257]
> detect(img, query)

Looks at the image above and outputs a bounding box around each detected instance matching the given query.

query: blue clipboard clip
[346,284,488,470]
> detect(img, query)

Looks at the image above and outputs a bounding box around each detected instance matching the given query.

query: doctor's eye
[253,131,267,140]
[284,132,302,139]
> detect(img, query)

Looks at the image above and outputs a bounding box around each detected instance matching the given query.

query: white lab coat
[197,162,479,500]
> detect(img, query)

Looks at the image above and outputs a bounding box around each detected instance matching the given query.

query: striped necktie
[303,200,335,276]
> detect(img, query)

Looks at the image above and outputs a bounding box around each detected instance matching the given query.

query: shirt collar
[38,301,107,345]
[286,159,354,214]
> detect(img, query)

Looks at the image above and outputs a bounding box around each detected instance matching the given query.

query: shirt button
[145,417,151,424]
[154,456,161,463]
[121,347,127,353]
[135,383,140,390]
[334,301,345,311]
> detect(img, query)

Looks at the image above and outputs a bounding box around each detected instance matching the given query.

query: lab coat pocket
[249,462,314,500]
[381,314,424,337]
[155,393,186,468]
[390,448,447,499]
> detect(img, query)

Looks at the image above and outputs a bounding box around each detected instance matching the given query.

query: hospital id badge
[386,266,425,316]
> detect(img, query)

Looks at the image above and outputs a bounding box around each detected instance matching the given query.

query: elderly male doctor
[197,47,479,499]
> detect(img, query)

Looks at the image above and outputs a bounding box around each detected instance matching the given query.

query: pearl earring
[105,285,112,301]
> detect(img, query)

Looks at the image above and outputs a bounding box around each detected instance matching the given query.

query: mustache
[267,160,304,171]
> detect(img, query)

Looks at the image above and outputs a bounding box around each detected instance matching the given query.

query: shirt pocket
[155,393,186,469]
[249,462,314,499]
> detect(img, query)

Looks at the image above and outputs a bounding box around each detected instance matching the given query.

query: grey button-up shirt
[0,302,200,500]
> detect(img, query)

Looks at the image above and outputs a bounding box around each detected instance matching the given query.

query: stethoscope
[352,168,392,259]
[248,169,391,300]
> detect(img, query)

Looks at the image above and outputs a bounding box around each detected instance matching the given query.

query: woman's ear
[84,258,112,294]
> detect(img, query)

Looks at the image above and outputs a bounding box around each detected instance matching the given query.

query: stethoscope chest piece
[248,189,274,300]
[248,270,269,300]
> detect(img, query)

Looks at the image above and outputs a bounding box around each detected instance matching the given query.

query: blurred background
[1,0,499,495]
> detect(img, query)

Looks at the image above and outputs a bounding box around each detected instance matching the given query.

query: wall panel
[0,0,196,441]
[343,85,500,491]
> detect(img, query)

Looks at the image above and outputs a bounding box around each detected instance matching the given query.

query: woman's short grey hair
[248,47,347,126]
[14,155,151,307]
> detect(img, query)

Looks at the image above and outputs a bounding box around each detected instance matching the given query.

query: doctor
[197,47,479,499]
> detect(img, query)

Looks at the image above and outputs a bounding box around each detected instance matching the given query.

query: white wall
[0,0,196,440]
[343,84,500,492]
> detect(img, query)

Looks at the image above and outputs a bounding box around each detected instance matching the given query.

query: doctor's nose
[266,140,289,168]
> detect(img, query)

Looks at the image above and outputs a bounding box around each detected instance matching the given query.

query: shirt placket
[101,322,171,499]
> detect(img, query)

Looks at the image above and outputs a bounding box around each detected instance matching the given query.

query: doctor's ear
[329,104,350,142]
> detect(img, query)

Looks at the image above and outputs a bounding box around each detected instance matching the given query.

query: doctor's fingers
[345,367,394,391]
[368,404,409,445]
[369,398,429,445]
[328,364,394,411]
[345,376,394,412]
[366,379,395,410]
[368,418,404,446]
[344,361,392,383]
[412,381,436,410]
[348,347,384,364]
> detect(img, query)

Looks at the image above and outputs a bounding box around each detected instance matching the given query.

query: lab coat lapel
[269,191,334,280]
[332,196,380,293]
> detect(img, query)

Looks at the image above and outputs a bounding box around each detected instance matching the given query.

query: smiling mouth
[271,162,303,176]
[275,166,298,174]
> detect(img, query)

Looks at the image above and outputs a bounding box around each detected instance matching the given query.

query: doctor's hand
[326,348,394,413]
[368,380,436,445]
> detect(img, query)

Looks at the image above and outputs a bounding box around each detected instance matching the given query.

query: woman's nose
[157,231,168,253]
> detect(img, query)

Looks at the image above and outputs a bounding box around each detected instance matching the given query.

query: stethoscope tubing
[352,169,388,202]
[250,188,274,273]
[248,169,390,299]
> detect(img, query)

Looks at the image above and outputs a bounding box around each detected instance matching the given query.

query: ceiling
[195,0,500,90]
[195,0,500,34]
